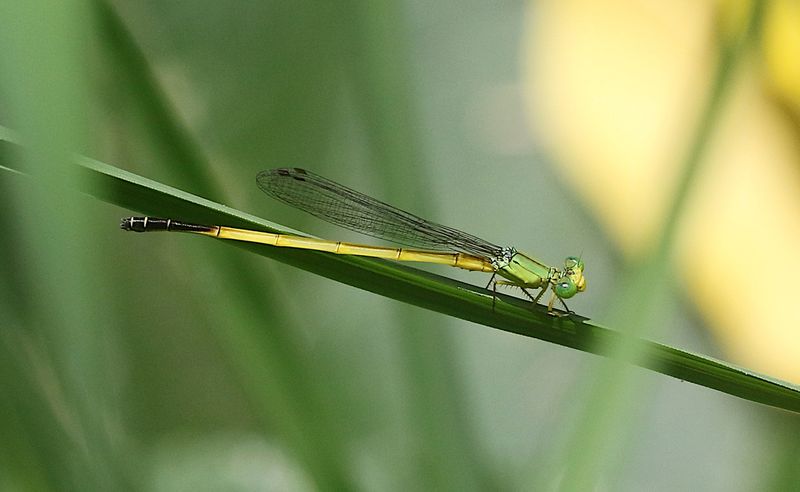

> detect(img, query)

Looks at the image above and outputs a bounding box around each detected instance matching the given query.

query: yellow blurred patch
[523,0,714,255]
[763,0,800,114]
[523,0,800,383]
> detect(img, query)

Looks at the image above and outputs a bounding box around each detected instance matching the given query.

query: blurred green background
[1,1,797,490]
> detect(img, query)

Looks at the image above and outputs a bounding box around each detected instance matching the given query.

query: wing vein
[256,168,504,260]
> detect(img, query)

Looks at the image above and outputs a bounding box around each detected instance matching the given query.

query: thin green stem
[556,2,766,491]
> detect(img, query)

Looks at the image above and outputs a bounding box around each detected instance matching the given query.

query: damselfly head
[554,276,578,298]
[564,256,584,272]
[556,256,586,298]
[576,274,586,292]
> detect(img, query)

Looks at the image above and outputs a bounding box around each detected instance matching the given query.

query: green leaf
[1,129,799,414]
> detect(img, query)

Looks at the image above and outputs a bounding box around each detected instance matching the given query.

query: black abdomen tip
[120,216,169,232]
[119,217,214,233]
[120,216,146,232]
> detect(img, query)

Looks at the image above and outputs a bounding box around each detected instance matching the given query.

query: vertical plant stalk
[92,2,358,488]
[556,2,766,491]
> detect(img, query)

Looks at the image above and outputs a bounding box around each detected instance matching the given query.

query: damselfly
[121,168,586,313]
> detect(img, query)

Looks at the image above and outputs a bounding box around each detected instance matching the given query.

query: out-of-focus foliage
[1,0,798,490]
[525,0,800,383]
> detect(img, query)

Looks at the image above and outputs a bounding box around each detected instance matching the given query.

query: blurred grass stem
[555,1,767,490]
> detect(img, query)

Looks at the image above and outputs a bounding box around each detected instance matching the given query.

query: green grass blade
[335,4,497,487]
[553,3,770,490]
[91,0,224,202]
[1,130,798,414]
[80,5,363,486]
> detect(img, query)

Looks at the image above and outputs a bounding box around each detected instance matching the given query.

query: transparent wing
[256,168,505,260]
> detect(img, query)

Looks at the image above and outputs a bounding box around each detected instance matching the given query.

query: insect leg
[533,286,547,304]
[520,287,537,303]
[547,292,558,315]
[484,272,497,290]
[558,296,573,314]
[492,279,497,312]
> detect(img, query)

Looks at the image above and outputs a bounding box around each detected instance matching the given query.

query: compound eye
[554,277,578,299]
[565,256,584,272]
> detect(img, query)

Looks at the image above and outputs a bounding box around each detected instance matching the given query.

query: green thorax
[497,250,554,288]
